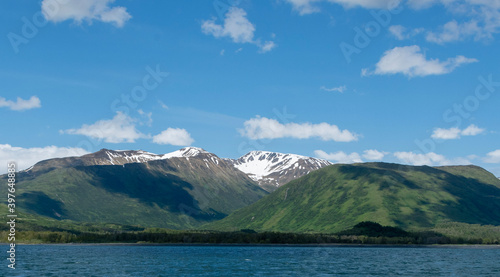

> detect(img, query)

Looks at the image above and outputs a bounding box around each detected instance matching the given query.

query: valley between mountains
[2,147,500,235]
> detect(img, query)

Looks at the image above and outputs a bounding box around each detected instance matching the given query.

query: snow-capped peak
[230,151,332,188]
[161,147,209,159]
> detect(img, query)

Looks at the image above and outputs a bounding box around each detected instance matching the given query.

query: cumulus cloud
[314,150,363,163]
[152,128,194,146]
[284,0,400,14]
[484,149,500,163]
[394,151,470,166]
[0,144,89,173]
[363,149,388,160]
[240,116,358,142]
[201,7,276,53]
[431,124,485,140]
[41,0,131,27]
[62,112,146,143]
[363,45,478,77]
[320,85,346,93]
[0,96,41,111]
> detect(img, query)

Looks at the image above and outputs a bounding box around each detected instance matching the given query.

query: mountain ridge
[205,162,500,232]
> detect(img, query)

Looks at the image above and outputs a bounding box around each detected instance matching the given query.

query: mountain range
[7,147,329,229]
[3,147,500,233]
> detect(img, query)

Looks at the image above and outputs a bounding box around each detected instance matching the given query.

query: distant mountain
[8,147,268,229]
[205,163,500,233]
[225,151,332,191]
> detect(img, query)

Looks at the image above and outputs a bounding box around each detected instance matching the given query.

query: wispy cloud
[431,124,485,140]
[389,25,424,40]
[484,149,500,163]
[240,116,358,142]
[285,0,400,15]
[363,45,478,77]
[394,151,470,166]
[314,150,363,163]
[320,85,346,93]
[0,96,41,111]
[201,7,276,53]
[315,149,388,163]
[41,0,132,27]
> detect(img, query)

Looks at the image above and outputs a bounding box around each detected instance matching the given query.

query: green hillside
[3,158,267,230]
[205,163,500,232]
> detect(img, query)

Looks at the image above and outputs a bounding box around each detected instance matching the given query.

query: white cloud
[63,112,146,143]
[285,0,400,14]
[41,0,131,27]
[320,85,346,93]
[314,150,363,163]
[363,149,388,160]
[431,127,461,140]
[258,41,277,53]
[201,7,276,53]
[394,151,449,166]
[152,128,194,146]
[364,45,478,77]
[407,0,438,10]
[389,25,424,40]
[240,116,358,142]
[0,144,89,173]
[461,124,485,136]
[329,0,401,9]
[408,0,500,43]
[431,124,485,140]
[484,149,500,163]
[393,151,470,166]
[285,0,321,15]
[202,7,255,43]
[389,25,407,40]
[426,20,483,44]
[0,96,41,111]
[137,109,153,127]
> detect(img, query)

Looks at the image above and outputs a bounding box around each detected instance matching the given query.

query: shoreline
[3,242,500,249]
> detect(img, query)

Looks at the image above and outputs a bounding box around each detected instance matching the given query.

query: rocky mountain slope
[225,151,332,191]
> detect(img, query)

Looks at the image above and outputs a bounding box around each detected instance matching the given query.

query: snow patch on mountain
[161,147,209,159]
[104,150,161,165]
[229,151,332,189]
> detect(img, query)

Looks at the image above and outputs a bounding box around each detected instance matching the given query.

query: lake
[7,244,500,276]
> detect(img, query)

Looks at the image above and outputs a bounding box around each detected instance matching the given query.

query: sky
[1,0,499,176]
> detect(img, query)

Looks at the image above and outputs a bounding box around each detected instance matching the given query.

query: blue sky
[1,0,499,176]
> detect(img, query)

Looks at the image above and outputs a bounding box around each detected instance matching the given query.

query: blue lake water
[5,244,500,276]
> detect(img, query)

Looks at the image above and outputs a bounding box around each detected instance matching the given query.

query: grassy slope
[205,163,500,233]
[5,159,267,230]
